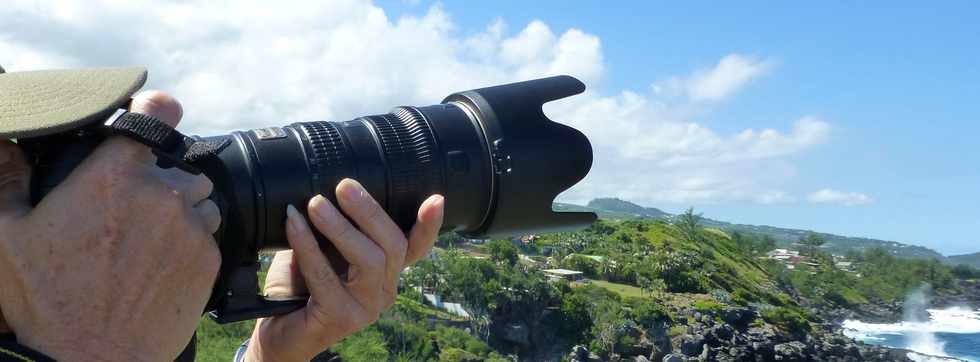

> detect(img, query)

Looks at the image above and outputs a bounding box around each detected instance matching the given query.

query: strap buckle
[102,109,203,174]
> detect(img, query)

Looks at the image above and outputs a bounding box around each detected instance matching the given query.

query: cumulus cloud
[808,189,874,206]
[0,0,834,206]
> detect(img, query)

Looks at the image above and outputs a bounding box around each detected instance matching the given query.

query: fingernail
[432,195,445,208]
[310,194,336,223]
[286,204,302,232]
[339,179,364,203]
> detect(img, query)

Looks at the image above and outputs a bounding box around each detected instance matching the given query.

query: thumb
[89,90,184,165]
[0,140,32,219]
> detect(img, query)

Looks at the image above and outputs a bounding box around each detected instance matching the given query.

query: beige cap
[0,67,147,138]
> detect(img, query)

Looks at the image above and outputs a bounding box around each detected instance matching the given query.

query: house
[766,249,815,267]
[835,261,855,272]
[542,268,585,282]
[423,293,471,319]
[766,249,800,261]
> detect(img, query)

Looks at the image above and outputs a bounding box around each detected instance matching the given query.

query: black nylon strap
[0,334,56,362]
[101,110,229,174]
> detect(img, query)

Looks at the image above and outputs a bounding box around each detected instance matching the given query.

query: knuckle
[391,236,408,258]
[366,247,386,268]
[334,221,357,241]
[366,205,386,225]
[314,264,336,283]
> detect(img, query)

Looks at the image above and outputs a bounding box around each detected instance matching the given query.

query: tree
[675,207,703,244]
[798,232,826,256]
[487,239,519,266]
[731,230,748,252]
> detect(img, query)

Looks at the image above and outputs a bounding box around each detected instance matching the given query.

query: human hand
[0,91,222,360]
[244,179,444,361]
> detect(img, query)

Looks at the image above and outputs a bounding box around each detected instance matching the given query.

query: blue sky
[2,1,977,254]
[376,1,980,254]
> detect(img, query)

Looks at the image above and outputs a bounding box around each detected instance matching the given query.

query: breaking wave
[843,307,980,361]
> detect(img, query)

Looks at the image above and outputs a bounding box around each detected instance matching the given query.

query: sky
[1,1,978,254]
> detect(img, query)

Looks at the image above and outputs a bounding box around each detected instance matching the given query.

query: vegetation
[761,307,812,335]
[196,207,980,361]
[798,232,826,256]
[781,246,963,307]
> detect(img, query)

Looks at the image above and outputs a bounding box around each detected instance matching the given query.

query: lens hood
[444,75,596,238]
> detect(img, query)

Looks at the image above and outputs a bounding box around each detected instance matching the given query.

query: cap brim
[0,67,147,139]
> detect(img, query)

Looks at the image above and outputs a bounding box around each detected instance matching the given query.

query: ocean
[843,307,980,362]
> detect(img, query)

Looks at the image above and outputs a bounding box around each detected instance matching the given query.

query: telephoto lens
[25,75,596,322]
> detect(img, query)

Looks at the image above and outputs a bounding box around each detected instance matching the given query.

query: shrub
[761,307,811,334]
[630,301,672,328]
[692,300,726,313]
[668,325,688,337]
[439,347,481,362]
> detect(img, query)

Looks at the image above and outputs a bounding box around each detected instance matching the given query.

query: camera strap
[102,109,230,174]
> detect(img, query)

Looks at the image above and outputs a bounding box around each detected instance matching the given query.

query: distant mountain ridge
[556,197,948,260]
[947,252,980,268]
[586,197,670,218]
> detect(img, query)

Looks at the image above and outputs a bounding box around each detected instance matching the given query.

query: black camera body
[19,75,596,323]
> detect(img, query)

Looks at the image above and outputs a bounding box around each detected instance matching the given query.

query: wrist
[246,319,319,362]
[17,333,144,362]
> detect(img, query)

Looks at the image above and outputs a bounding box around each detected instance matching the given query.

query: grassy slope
[591,280,646,299]
[645,222,777,302]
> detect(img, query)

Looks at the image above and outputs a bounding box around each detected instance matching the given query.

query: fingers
[194,199,221,235]
[156,167,214,205]
[335,179,406,308]
[262,250,308,298]
[0,141,32,219]
[307,195,386,312]
[405,194,445,266]
[284,205,348,303]
[91,90,184,165]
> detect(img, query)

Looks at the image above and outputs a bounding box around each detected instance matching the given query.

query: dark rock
[719,308,757,329]
[773,341,808,361]
[679,334,705,356]
[567,345,602,362]
[704,324,735,347]
[497,321,530,346]
[619,337,654,358]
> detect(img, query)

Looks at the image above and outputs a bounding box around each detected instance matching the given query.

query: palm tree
[674,207,703,244]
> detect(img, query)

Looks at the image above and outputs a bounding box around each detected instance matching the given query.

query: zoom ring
[296,121,351,195]
[371,107,444,221]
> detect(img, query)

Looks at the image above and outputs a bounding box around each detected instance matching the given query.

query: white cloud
[0,0,834,206]
[808,189,874,206]
[655,54,773,103]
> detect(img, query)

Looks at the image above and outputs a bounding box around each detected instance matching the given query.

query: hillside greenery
[567,198,948,260]
[195,211,980,361]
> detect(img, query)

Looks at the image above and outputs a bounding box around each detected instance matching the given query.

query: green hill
[585,198,670,218]
[562,198,948,260]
